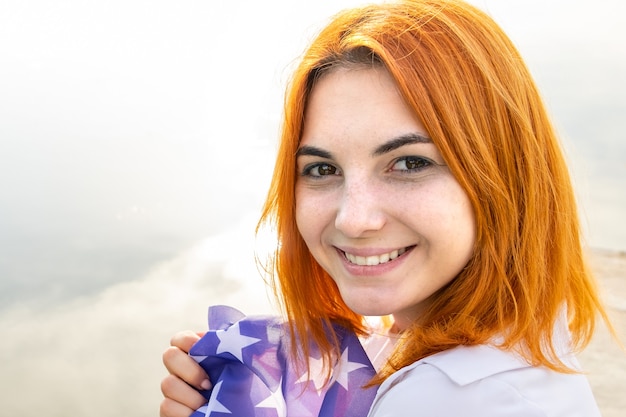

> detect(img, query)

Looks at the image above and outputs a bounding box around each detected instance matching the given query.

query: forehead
[301,67,426,147]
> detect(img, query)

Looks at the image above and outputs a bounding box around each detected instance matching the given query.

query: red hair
[257,0,613,382]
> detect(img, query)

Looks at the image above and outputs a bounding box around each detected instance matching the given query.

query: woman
[161,1,613,415]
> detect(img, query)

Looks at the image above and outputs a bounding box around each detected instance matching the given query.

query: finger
[170,330,203,353]
[159,397,196,417]
[161,374,207,413]
[163,346,211,390]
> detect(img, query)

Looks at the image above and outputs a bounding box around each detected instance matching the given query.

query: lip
[335,245,415,276]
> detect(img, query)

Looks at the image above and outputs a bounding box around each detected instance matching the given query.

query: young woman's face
[295,67,476,330]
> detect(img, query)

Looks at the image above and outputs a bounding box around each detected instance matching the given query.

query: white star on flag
[332,347,368,390]
[295,355,327,392]
[190,354,208,363]
[215,322,261,362]
[255,377,287,417]
[206,380,231,415]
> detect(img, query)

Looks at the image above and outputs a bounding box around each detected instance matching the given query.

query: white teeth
[345,247,408,266]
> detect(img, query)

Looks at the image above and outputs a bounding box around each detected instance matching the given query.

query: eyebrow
[372,133,432,156]
[296,145,333,159]
[295,132,432,159]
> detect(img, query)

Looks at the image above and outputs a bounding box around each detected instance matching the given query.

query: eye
[390,156,433,172]
[302,162,339,177]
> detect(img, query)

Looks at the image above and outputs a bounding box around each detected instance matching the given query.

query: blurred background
[0,1,624,416]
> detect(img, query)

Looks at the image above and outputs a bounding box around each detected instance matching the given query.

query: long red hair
[257,0,612,382]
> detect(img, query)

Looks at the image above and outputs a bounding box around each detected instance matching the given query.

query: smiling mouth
[343,246,413,266]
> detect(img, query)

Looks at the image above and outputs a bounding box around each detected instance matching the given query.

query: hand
[160,330,211,417]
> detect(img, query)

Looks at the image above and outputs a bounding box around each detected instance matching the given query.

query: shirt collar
[419,344,531,385]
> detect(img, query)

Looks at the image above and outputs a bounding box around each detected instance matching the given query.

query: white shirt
[366,343,601,417]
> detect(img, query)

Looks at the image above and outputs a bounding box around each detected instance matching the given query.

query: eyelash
[300,156,434,178]
[389,156,434,173]
[301,162,340,178]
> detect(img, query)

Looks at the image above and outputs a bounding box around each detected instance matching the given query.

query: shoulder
[367,344,601,417]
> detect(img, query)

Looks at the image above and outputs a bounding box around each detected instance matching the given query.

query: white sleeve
[367,363,546,417]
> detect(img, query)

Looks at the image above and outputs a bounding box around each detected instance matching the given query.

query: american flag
[189,305,379,417]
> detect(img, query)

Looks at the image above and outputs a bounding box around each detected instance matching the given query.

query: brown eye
[316,164,336,175]
[303,163,339,177]
[391,156,432,172]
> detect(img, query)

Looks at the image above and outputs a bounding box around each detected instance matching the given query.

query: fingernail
[200,379,212,390]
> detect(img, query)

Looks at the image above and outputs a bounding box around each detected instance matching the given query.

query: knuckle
[170,330,196,347]
[160,374,177,395]
[159,398,176,417]
[162,346,181,365]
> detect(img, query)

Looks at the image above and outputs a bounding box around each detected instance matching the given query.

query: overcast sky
[0,0,625,308]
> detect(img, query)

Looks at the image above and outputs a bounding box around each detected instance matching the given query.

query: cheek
[444,187,477,256]
[411,180,477,249]
[294,188,323,246]
[294,190,306,239]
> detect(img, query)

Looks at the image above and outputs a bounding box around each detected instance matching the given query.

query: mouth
[342,246,414,266]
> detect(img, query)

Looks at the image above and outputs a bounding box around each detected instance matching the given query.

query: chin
[344,301,391,318]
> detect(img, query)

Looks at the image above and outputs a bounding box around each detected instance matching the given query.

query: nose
[334,178,387,238]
